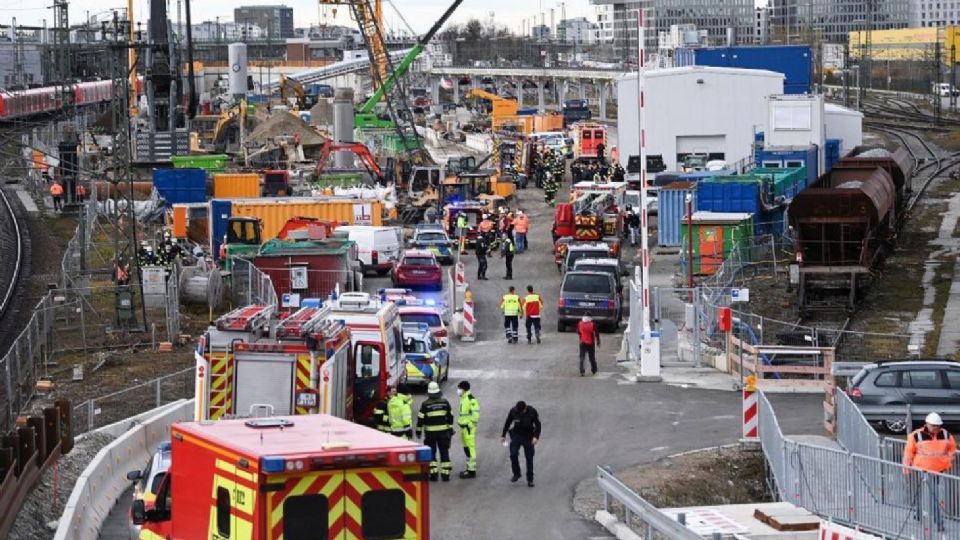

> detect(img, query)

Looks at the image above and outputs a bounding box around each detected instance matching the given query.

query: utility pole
[934,37,943,125]
[843,42,850,108]
[951,43,957,113]
[858,0,873,108]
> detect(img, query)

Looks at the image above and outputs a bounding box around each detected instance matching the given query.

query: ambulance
[325,292,407,421]
[132,414,432,539]
[196,303,357,422]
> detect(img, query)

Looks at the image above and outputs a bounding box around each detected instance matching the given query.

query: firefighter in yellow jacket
[386,386,414,439]
[457,380,480,479]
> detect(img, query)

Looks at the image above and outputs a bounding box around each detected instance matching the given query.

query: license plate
[578,301,595,307]
[412,270,427,275]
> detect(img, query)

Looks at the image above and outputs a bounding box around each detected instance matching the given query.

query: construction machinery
[315,139,386,185]
[464,88,520,131]
[278,74,318,110]
[219,216,338,270]
[553,182,627,242]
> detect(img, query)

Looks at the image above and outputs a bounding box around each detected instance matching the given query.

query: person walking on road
[626,205,641,247]
[475,234,489,280]
[521,285,543,344]
[501,234,516,280]
[386,385,414,440]
[903,412,956,529]
[417,382,455,481]
[500,286,521,343]
[577,315,601,376]
[514,210,529,253]
[500,401,541,487]
[50,181,64,212]
[457,381,480,479]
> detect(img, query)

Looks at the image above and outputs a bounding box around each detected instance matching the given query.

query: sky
[5,0,594,34]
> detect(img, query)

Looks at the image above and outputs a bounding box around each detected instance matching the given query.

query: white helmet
[427,381,441,395]
[926,412,944,426]
[582,315,592,323]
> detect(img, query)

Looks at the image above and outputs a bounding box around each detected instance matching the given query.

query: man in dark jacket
[500,401,542,487]
[417,382,455,481]
[475,234,489,280]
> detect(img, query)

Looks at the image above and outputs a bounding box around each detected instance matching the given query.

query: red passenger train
[0,78,142,120]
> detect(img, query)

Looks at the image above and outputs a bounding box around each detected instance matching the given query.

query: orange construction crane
[318,0,388,85]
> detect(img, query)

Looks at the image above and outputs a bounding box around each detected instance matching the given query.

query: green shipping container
[171,154,230,172]
[712,166,807,199]
[681,212,754,275]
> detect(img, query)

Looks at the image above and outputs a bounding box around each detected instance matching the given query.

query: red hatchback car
[392,249,443,291]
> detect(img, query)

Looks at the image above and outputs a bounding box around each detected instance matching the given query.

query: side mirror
[131,500,147,525]
[126,470,142,482]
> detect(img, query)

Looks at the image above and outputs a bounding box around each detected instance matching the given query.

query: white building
[616,66,785,172]
[754,6,770,44]
[824,103,864,156]
[594,5,616,43]
[910,0,960,27]
[532,24,551,41]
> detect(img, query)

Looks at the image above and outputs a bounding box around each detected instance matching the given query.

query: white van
[334,225,403,276]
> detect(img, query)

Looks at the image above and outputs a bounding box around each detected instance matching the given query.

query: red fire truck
[196,303,359,422]
[132,414,432,539]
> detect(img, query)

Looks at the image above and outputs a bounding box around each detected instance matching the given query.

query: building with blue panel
[693,45,812,94]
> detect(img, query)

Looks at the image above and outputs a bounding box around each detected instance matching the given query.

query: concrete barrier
[54,399,194,540]
[463,133,493,154]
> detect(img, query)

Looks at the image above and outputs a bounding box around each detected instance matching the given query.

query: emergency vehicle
[572,122,608,161]
[196,304,357,422]
[402,322,450,388]
[325,292,406,421]
[380,288,450,346]
[132,414,432,539]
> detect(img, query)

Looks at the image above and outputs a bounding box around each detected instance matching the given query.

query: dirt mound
[248,111,327,147]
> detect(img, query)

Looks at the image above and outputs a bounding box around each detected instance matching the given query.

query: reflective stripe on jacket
[523,294,542,317]
[904,427,957,473]
[416,397,454,435]
[458,391,479,429]
[387,393,413,432]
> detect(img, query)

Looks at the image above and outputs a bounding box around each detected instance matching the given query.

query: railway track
[0,127,28,349]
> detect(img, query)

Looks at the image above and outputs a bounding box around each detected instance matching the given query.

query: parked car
[334,225,403,276]
[848,360,960,433]
[411,227,455,265]
[562,243,615,274]
[573,258,624,306]
[399,304,449,347]
[126,442,172,536]
[392,249,443,290]
[402,322,449,389]
[557,270,621,332]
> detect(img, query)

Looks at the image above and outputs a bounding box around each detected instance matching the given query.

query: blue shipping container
[696,181,761,214]
[658,185,697,247]
[677,169,734,182]
[755,146,818,187]
[825,139,842,172]
[210,199,233,261]
[694,45,813,94]
[754,206,787,237]
[153,168,207,207]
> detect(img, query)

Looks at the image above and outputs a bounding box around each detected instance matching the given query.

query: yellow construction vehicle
[464,88,522,131]
[278,74,317,110]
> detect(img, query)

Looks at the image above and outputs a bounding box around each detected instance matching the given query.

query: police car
[402,322,450,388]
[410,226,455,265]
[126,442,172,537]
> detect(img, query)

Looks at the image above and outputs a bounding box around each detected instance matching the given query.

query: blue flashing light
[262,456,286,473]
[415,447,433,463]
[424,299,436,307]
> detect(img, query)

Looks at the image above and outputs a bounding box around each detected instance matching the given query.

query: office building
[769,0,909,44]
[234,5,295,39]
[557,17,597,44]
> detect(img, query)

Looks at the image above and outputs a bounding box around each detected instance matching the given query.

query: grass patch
[932,129,960,152]
[924,258,957,357]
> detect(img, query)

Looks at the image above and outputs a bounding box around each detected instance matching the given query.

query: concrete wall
[617,67,784,171]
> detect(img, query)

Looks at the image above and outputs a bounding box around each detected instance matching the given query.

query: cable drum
[179,264,223,310]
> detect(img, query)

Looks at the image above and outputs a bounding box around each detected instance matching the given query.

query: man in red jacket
[576,316,600,376]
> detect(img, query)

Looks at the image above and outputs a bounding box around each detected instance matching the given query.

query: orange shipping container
[533,113,564,133]
[230,198,385,239]
[213,173,261,198]
[172,206,188,238]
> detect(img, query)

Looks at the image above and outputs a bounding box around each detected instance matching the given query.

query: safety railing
[835,390,883,460]
[72,367,194,435]
[230,257,279,308]
[596,465,703,540]
[760,390,960,539]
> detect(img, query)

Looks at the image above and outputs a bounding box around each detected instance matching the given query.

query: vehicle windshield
[417,232,447,242]
[684,155,707,168]
[402,313,442,327]
[575,264,615,275]
[563,274,612,294]
[404,337,428,353]
[567,250,609,267]
[403,257,435,266]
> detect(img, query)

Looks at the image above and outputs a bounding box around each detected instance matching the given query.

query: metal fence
[230,257,279,308]
[72,367,194,434]
[596,465,703,540]
[836,390,883,460]
[760,391,960,538]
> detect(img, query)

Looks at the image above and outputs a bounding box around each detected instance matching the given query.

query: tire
[881,418,909,434]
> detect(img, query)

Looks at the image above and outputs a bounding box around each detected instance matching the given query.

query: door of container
[266,470,346,540]
[344,466,426,539]
[698,226,724,275]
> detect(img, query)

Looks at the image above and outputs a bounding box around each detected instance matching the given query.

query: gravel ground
[9,432,115,539]
[572,445,770,521]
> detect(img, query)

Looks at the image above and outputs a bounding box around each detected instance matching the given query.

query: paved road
[363,182,825,539]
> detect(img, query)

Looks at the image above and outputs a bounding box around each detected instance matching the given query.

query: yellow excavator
[278,75,317,110]
[463,88,525,132]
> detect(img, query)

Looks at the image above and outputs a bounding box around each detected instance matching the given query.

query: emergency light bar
[260,446,434,474]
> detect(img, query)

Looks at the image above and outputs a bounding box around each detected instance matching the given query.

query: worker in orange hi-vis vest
[49,182,64,212]
[903,412,957,530]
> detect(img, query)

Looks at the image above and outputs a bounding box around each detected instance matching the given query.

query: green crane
[355,0,465,130]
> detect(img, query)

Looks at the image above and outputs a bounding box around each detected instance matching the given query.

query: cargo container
[749,166,809,199]
[677,169,734,182]
[170,154,229,171]
[697,180,762,214]
[754,206,786,237]
[657,183,697,247]
[755,145,818,187]
[152,168,207,206]
[693,45,812,94]
[253,238,358,305]
[825,138,842,172]
[210,198,386,258]
[212,172,260,198]
[680,212,754,275]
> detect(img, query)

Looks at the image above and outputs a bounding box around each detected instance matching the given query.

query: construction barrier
[455,262,465,287]
[742,375,758,440]
[54,399,194,540]
[461,292,476,342]
[819,520,881,540]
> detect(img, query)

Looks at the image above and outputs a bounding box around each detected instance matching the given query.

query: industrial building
[617,66,784,172]
[234,5,295,39]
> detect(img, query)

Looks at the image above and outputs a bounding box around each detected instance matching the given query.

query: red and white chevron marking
[456,262,466,286]
[742,388,758,439]
[461,299,475,342]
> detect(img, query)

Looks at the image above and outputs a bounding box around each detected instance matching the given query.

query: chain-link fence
[72,367,194,434]
[230,257,279,308]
